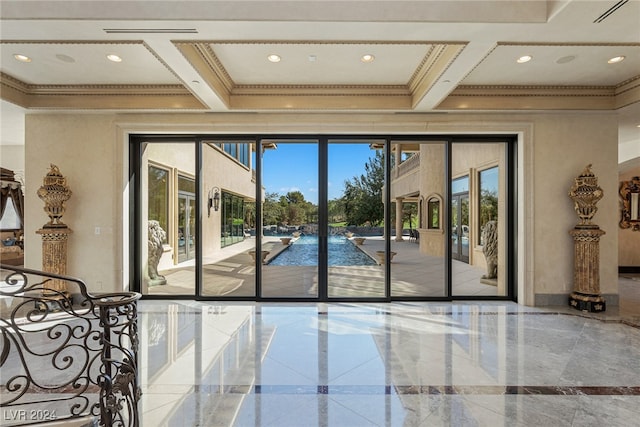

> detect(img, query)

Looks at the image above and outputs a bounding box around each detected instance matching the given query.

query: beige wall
[531,114,619,298]
[619,166,640,267]
[24,114,120,292]
[0,145,25,177]
[22,111,620,305]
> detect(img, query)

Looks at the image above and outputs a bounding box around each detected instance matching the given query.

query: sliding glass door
[132,134,515,301]
[260,141,319,298]
[327,141,386,298]
[451,142,509,297]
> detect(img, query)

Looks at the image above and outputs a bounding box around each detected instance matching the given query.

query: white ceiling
[1,0,639,163]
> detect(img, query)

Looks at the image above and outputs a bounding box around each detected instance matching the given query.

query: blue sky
[262,143,375,204]
[261,142,501,205]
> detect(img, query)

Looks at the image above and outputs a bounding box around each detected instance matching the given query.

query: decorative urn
[568,164,603,228]
[37,164,72,228]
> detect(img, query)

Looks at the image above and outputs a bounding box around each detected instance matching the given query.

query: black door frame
[130,133,518,302]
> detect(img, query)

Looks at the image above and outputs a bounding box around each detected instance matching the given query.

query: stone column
[568,164,606,312]
[395,198,404,241]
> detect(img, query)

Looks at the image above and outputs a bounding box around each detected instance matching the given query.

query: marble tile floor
[139,298,640,427]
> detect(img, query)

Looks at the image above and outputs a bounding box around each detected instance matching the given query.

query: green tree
[285,190,305,204]
[244,200,255,228]
[262,192,283,226]
[342,150,385,226]
[328,198,345,223]
[274,191,318,226]
[404,202,418,229]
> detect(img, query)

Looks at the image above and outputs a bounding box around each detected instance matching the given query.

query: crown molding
[0,72,205,110]
[438,84,624,110]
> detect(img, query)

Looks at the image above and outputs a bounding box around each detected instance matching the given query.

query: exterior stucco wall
[22,112,619,305]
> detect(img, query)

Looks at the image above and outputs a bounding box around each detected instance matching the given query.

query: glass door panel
[327,142,385,298]
[178,174,197,263]
[141,141,196,296]
[261,141,319,298]
[451,184,469,264]
[201,141,256,297]
[390,141,447,297]
[451,143,508,297]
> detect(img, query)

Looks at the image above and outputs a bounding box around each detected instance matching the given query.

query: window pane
[452,143,507,297]
[143,142,196,296]
[427,198,440,229]
[390,140,446,297]
[0,198,21,230]
[328,142,385,298]
[148,165,169,240]
[261,141,319,298]
[201,141,256,297]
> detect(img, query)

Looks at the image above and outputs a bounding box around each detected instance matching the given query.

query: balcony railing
[0,264,141,426]
[395,152,421,178]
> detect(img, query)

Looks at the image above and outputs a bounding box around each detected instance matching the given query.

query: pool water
[268,236,377,266]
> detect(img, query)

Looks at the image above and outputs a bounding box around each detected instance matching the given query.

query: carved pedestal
[568,164,606,313]
[36,227,73,309]
[36,164,73,309]
[568,227,606,312]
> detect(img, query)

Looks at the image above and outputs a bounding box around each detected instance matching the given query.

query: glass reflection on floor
[139,301,640,427]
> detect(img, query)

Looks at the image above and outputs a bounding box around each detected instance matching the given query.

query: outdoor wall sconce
[208,187,220,217]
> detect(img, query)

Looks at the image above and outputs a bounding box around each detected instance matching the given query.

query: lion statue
[148,220,167,285]
[481,220,498,280]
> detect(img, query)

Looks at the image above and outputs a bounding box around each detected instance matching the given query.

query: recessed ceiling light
[13,54,31,63]
[308,55,317,62]
[608,55,625,64]
[517,55,532,63]
[267,54,281,63]
[361,54,375,63]
[106,54,123,62]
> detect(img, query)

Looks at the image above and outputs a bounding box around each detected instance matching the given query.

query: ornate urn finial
[568,164,603,228]
[37,164,72,228]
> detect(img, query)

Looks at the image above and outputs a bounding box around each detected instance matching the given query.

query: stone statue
[148,220,167,286]
[481,220,498,280]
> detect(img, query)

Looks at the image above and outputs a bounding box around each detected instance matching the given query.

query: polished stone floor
[139,297,640,427]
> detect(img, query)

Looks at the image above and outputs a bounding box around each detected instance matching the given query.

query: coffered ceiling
[1,0,639,158]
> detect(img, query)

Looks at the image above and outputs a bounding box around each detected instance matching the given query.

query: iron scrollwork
[0,264,141,426]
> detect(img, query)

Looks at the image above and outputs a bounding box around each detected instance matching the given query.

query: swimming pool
[268,236,377,266]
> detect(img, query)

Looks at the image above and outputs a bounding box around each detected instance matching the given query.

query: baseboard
[535,293,619,307]
[619,266,640,274]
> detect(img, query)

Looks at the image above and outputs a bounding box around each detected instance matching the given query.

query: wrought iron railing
[0,264,141,426]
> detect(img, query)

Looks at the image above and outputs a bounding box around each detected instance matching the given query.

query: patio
[153,235,497,298]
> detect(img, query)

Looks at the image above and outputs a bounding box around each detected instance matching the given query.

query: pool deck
[153,235,498,298]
